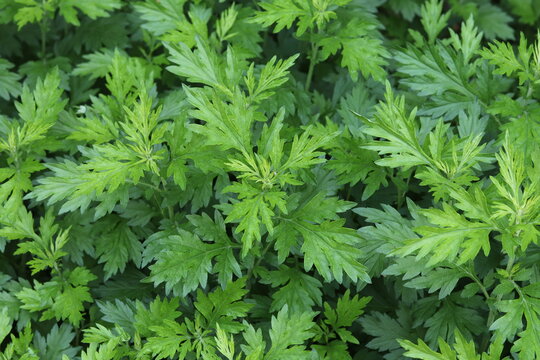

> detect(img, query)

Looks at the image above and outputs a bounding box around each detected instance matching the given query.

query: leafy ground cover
[1,0,540,359]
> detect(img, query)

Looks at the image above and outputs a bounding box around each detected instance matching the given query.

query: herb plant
[1,0,540,359]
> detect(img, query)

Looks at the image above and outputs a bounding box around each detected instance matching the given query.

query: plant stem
[159,176,175,221]
[305,41,319,91]
[505,254,516,274]
[39,0,48,61]
[459,265,490,301]
[245,239,274,288]
[481,250,517,351]
[40,24,46,60]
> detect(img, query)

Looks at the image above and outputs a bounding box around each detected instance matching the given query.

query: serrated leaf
[0,58,21,100]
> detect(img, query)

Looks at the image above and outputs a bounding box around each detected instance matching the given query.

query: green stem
[341,183,351,201]
[159,176,175,221]
[53,261,65,283]
[39,0,48,61]
[305,41,319,91]
[525,69,538,99]
[481,308,496,352]
[40,23,46,60]
[458,262,492,352]
[245,239,274,288]
[526,83,534,98]
[459,264,490,301]
[125,179,161,192]
[481,249,517,351]
[505,253,516,274]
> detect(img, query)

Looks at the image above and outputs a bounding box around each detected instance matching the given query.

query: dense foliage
[1,0,540,358]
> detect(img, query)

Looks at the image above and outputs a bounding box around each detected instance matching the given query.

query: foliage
[1,0,540,359]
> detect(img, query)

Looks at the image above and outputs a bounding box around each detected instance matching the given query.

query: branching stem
[245,239,274,288]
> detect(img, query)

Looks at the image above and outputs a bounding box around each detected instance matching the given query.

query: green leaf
[474,3,513,40]
[490,287,540,359]
[251,0,311,36]
[241,325,266,360]
[58,0,122,26]
[419,0,451,43]
[260,265,322,313]
[189,211,242,285]
[265,305,316,360]
[272,191,368,284]
[245,54,298,103]
[490,136,540,250]
[394,204,493,267]
[135,297,181,338]
[324,290,370,330]
[423,297,484,345]
[80,342,118,360]
[49,284,93,327]
[362,310,414,354]
[34,324,77,360]
[133,0,187,37]
[185,87,253,151]
[318,16,389,81]
[97,299,136,334]
[166,37,233,95]
[12,68,66,147]
[448,16,483,64]
[404,266,466,299]
[145,228,240,296]
[399,330,505,360]
[399,337,453,360]
[30,92,163,215]
[317,290,370,349]
[507,0,540,24]
[0,307,12,344]
[195,279,252,333]
[0,58,21,100]
[95,221,142,279]
[225,182,287,256]
[359,82,433,168]
[340,35,388,82]
[215,324,236,360]
[479,34,531,84]
[13,0,47,28]
[72,48,119,79]
[144,320,192,360]
[298,219,369,283]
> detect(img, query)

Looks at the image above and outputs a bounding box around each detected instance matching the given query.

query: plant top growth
[1,0,540,359]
